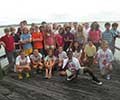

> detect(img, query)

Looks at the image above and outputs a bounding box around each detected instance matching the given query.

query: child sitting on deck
[84,39,97,67]
[15,50,31,80]
[30,49,43,74]
[44,48,56,79]
[72,41,82,61]
[55,46,67,70]
[95,40,114,80]
[59,49,102,85]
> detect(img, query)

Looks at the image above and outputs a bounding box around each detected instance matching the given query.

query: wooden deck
[0,61,120,100]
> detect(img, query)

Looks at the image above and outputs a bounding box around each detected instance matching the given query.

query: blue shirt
[110,29,119,38]
[102,30,113,46]
[20,33,32,49]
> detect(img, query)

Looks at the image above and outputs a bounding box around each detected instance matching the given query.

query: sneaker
[26,72,30,78]
[67,74,76,81]
[106,75,111,80]
[18,73,23,80]
[93,80,103,85]
[97,82,103,85]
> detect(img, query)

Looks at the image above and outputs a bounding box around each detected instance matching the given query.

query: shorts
[25,48,33,56]
[46,45,55,49]
[66,67,85,77]
[100,65,113,75]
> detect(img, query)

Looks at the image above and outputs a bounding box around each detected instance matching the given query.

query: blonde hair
[101,40,109,49]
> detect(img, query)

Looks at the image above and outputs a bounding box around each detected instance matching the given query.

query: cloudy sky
[0,0,120,25]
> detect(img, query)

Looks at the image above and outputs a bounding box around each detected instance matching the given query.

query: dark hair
[4,28,10,33]
[65,26,71,31]
[19,49,25,54]
[59,27,65,35]
[90,21,100,31]
[105,22,110,27]
[72,41,81,53]
[41,21,47,25]
[112,23,118,27]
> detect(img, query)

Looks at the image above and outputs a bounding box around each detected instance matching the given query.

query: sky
[0,0,120,25]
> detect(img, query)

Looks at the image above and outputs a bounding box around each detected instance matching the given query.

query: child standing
[32,26,44,55]
[20,27,33,56]
[44,25,56,50]
[95,40,114,80]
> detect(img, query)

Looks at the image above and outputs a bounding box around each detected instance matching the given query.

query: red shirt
[32,32,43,49]
[1,34,14,52]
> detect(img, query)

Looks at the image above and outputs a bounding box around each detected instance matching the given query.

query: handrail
[0,21,120,28]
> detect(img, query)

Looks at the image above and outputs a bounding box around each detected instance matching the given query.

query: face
[58,47,63,53]
[67,52,73,59]
[30,28,34,33]
[35,27,39,32]
[20,51,26,59]
[59,28,64,34]
[74,42,79,48]
[33,50,39,56]
[48,49,53,57]
[66,27,71,33]
[103,46,108,51]
[88,41,93,46]
[113,26,118,30]
[78,25,83,32]
[105,25,110,30]
[23,28,28,34]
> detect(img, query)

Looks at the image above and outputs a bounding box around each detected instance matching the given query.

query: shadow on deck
[0,61,120,100]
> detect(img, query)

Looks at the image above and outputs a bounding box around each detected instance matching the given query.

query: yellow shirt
[84,44,96,57]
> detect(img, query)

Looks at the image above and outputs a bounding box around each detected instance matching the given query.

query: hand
[93,59,98,64]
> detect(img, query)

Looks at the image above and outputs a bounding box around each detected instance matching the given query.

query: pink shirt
[55,34,64,47]
[89,30,101,43]
[45,33,55,45]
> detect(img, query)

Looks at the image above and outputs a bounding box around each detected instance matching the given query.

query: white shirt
[62,57,81,70]
[30,53,42,62]
[58,51,67,60]
[16,56,30,66]
[97,48,114,69]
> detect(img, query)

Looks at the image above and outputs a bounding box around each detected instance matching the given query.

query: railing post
[0,64,4,80]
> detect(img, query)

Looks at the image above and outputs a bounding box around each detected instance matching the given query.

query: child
[59,49,102,85]
[95,40,114,80]
[44,48,56,79]
[30,49,43,74]
[63,26,74,51]
[74,25,86,48]
[84,40,96,67]
[55,28,64,49]
[0,28,15,72]
[88,22,102,50]
[55,46,67,70]
[15,50,31,80]
[44,25,56,50]
[20,27,33,56]
[72,41,81,60]
[32,25,44,55]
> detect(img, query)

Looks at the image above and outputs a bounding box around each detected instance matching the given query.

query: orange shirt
[32,32,43,49]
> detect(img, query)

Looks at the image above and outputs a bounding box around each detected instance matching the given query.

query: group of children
[0,20,119,85]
